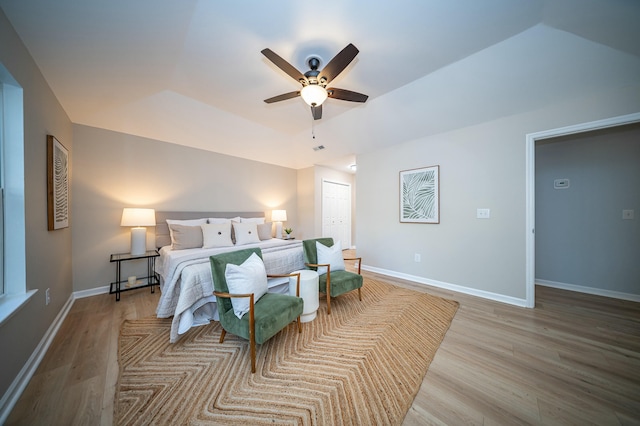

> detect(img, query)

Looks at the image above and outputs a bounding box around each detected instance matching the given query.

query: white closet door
[322,180,351,248]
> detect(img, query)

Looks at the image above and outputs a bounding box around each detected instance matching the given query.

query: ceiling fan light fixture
[300,84,328,106]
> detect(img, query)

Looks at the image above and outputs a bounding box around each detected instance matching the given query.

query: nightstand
[109,250,160,301]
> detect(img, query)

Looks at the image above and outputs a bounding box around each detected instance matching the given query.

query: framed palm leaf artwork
[400,165,439,223]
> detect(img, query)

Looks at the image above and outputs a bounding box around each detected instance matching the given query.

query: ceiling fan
[261,43,368,120]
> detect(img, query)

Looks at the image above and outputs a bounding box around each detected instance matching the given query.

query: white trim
[1,72,26,298]
[525,126,536,308]
[0,294,75,424]
[73,285,110,299]
[536,279,640,303]
[362,265,528,307]
[0,290,37,326]
[525,112,640,309]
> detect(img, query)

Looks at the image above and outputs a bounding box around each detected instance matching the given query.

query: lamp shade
[121,208,155,255]
[300,85,328,106]
[121,208,156,227]
[271,210,287,222]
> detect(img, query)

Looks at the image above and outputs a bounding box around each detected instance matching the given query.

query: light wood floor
[7,253,640,425]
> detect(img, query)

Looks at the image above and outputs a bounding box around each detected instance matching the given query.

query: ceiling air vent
[312,145,325,151]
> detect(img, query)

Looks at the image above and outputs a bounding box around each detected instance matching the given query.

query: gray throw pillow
[169,224,203,250]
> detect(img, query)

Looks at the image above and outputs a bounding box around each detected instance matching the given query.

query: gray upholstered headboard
[155,211,265,248]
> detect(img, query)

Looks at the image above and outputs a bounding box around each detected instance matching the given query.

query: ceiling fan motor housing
[304,56,322,85]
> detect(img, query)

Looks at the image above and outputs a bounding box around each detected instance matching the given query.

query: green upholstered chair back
[209,247,303,373]
[303,237,363,314]
[302,237,334,269]
[209,247,263,316]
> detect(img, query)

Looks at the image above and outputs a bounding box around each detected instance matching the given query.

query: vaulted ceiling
[2,0,639,172]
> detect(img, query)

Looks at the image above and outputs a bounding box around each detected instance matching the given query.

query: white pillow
[240,217,266,224]
[225,252,268,319]
[233,222,261,245]
[166,218,207,245]
[209,217,240,224]
[201,223,233,248]
[316,240,345,275]
[166,218,207,227]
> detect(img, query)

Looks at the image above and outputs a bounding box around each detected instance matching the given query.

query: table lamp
[121,208,156,255]
[271,209,287,239]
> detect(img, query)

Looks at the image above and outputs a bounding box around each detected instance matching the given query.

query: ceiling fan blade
[261,48,308,84]
[264,91,300,104]
[318,43,359,85]
[327,88,368,103]
[311,104,322,120]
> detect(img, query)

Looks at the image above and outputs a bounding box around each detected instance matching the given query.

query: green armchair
[209,247,304,373]
[302,238,363,314]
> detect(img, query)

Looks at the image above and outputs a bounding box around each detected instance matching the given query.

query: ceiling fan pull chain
[311,116,316,139]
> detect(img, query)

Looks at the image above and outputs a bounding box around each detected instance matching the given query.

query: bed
[154,211,305,343]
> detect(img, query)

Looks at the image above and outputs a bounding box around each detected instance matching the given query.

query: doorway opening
[525,112,640,308]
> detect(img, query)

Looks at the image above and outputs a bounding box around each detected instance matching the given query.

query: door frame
[525,112,640,308]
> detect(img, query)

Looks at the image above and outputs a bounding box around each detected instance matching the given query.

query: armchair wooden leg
[219,329,226,343]
[297,316,302,333]
[250,337,256,374]
[358,288,362,301]
[326,273,332,315]
[249,295,256,373]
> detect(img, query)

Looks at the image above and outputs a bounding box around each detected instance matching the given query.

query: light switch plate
[623,209,634,220]
[477,208,491,219]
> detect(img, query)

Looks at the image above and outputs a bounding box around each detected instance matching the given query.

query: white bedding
[155,238,304,343]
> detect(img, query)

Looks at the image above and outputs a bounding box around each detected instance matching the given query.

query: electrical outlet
[554,178,570,189]
[45,288,50,306]
[414,253,421,262]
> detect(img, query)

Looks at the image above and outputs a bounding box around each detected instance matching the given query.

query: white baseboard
[362,265,528,307]
[535,279,640,302]
[73,284,110,299]
[0,293,75,424]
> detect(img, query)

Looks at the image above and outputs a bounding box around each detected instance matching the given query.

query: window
[0,82,4,296]
[0,63,31,325]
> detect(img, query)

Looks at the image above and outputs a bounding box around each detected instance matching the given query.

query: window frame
[0,64,32,326]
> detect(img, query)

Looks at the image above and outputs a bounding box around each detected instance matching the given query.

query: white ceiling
[2,0,639,172]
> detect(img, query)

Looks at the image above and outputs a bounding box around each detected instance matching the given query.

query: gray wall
[296,167,315,241]
[356,89,640,303]
[535,123,640,295]
[357,114,526,300]
[0,8,73,401]
[72,125,299,292]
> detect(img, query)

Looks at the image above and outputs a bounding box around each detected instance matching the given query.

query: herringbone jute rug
[115,278,458,425]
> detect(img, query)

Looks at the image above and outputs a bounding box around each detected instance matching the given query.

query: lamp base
[130,227,147,255]
[275,222,283,239]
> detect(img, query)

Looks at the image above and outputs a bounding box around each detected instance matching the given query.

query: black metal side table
[109,250,160,301]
